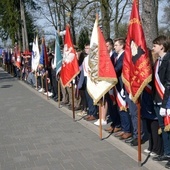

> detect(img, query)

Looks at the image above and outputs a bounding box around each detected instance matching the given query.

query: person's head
[152,35,170,56]
[105,38,113,53]
[38,64,44,70]
[84,43,90,55]
[114,38,125,54]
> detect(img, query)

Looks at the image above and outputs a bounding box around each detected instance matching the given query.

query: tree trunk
[20,0,28,51]
[141,0,158,49]
[70,14,76,45]
[100,0,110,39]
[114,0,119,38]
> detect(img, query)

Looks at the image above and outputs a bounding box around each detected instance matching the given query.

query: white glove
[120,89,125,98]
[167,109,170,116]
[159,108,166,117]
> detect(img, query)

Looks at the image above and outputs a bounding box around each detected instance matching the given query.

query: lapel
[158,53,169,73]
[115,52,124,65]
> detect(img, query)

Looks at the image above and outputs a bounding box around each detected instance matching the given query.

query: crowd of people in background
[1,35,170,169]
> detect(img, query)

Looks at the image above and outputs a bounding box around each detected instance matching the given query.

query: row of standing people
[75,35,170,169]
[2,35,170,169]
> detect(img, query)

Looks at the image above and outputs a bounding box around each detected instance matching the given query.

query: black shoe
[53,96,58,100]
[153,155,170,162]
[165,161,170,169]
[130,138,145,146]
[125,137,133,143]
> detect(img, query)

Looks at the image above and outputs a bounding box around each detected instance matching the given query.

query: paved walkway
[0,67,165,170]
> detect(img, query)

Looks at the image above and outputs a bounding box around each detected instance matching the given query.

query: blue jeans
[106,93,121,128]
[119,110,131,133]
[126,93,144,139]
[154,105,170,156]
[27,72,35,86]
[84,77,98,117]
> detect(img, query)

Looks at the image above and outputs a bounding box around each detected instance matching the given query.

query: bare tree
[141,0,158,49]
[112,0,129,38]
[159,0,170,35]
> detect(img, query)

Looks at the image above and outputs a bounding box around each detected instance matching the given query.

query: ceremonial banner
[55,34,62,75]
[39,38,48,67]
[32,35,40,71]
[122,0,152,103]
[87,17,117,105]
[14,45,21,68]
[60,25,80,87]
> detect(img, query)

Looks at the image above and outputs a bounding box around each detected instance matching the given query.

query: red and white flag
[122,0,152,103]
[87,17,117,105]
[60,25,80,87]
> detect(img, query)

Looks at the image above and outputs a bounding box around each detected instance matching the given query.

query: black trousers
[145,118,163,155]
[51,69,57,97]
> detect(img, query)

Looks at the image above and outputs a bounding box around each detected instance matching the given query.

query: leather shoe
[84,115,91,120]
[105,127,121,133]
[53,96,58,101]
[74,107,81,111]
[125,137,133,143]
[165,160,170,169]
[119,132,132,140]
[86,115,97,121]
[153,155,170,162]
[105,126,114,133]
[61,101,69,105]
[114,131,124,137]
[130,138,145,146]
[68,105,73,110]
[113,127,122,133]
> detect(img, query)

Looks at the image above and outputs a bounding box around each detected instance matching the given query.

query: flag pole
[135,0,142,166]
[99,98,103,140]
[43,37,49,100]
[58,76,61,108]
[35,74,38,90]
[45,73,49,99]
[71,82,75,120]
[137,99,141,166]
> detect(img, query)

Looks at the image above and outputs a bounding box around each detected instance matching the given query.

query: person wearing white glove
[152,36,170,166]
[167,109,170,117]
[159,107,166,117]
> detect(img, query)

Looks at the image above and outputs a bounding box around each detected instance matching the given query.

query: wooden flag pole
[71,82,75,120]
[35,73,37,89]
[41,75,43,90]
[137,100,141,166]
[45,73,49,100]
[135,0,141,166]
[58,77,61,108]
[99,98,103,140]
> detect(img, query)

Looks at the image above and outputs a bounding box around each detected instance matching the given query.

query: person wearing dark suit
[151,35,170,169]
[103,38,121,131]
[112,38,132,140]
[141,83,163,157]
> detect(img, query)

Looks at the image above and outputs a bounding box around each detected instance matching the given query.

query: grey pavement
[0,67,166,170]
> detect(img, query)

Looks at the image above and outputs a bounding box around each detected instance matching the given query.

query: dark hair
[153,35,170,52]
[105,38,113,46]
[78,51,87,66]
[114,38,126,49]
[84,43,90,47]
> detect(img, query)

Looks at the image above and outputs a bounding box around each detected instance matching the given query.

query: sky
[0,1,167,48]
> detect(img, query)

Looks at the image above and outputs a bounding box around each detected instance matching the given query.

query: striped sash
[114,87,127,111]
[154,60,165,100]
[145,84,152,94]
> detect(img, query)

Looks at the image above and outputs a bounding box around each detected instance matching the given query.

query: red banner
[87,17,117,105]
[98,27,117,80]
[122,0,152,103]
[60,25,80,87]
